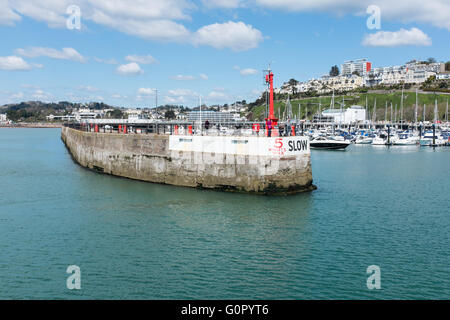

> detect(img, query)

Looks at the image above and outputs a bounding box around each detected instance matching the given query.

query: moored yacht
[310,136,351,150]
[355,136,373,144]
[394,132,419,146]
[419,131,446,146]
[371,136,386,145]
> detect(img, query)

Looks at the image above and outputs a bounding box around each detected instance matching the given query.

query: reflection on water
[0,129,449,299]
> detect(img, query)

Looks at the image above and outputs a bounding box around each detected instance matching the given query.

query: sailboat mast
[415,88,418,125]
[445,99,448,123]
[394,104,397,124]
[390,102,393,124]
[400,87,404,124]
[385,101,388,122]
[365,95,368,121]
[434,99,438,123]
[423,104,426,122]
[373,98,377,123]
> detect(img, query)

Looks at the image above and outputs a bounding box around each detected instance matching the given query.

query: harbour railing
[63,119,449,138]
[62,121,309,137]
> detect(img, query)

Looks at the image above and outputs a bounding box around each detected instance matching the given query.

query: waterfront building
[74,110,104,121]
[128,114,148,121]
[187,111,234,122]
[46,114,77,121]
[0,114,7,123]
[321,106,366,124]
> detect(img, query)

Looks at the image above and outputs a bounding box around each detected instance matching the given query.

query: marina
[1,128,449,299]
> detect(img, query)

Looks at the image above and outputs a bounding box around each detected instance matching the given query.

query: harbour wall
[61,126,316,194]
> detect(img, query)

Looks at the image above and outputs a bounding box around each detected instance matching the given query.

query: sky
[0,0,449,108]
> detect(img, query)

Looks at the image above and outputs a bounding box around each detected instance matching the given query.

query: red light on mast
[265,68,278,125]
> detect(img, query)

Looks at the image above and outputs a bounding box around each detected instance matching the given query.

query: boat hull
[310,142,350,150]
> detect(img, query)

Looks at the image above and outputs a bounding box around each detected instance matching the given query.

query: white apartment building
[436,73,450,80]
[341,59,372,76]
[364,61,442,86]
[316,75,364,93]
[275,60,446,93]
[0,114,7,123]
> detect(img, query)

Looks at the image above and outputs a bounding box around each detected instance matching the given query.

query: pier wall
[61,127,315,194]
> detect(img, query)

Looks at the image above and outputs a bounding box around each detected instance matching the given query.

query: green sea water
[0,128,449,299]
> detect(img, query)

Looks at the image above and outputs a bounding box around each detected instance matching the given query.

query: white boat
[394,132,418,146]
[355,136,373,144]
[371,136,386,145]
[310,136,351,150]
[420,132,446,146]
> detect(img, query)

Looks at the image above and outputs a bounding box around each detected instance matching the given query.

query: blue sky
[0,0,449,108]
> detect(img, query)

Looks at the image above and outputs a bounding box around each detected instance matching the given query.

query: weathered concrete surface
[61,127,316,195]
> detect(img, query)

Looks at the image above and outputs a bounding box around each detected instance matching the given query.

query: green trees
[287,78,299,95]
[164,110,176,120]
[106,109,124,119]
[329,65,340,76]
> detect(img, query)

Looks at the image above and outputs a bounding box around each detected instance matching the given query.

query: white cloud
[0,0,21,26]
[10,92,24,100]
[199,73,208,80]
[21,84,40,89]
[0,56,32,71]
[240,68,259,75]
[164,95,186,104]
[137,88,155,95]
[15,47,87,63]
[116,62,143,76]
[208,90,229,99]
[89,11,190,42]
[3,0,449,53]
[125,54,158,64]
[202,0,242,9]
[168,89,195,96]
[4,2,264,51]
[164,88,197,104]
[7,0,70,28]
[254,0,450,30]
[78,85,100,92]
[171,75,196,80]
[112,94,127,99]
[32,89,52,100]
[194,21,263,51]
[94,57,118,64]
[362,28,432,47]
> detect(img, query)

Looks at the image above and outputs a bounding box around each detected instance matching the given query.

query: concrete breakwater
[61,126,316,194]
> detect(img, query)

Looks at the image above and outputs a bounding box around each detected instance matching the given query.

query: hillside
[247,91,449,122]
[1,101,116,122]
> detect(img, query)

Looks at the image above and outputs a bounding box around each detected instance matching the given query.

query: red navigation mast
[265,66,278,127]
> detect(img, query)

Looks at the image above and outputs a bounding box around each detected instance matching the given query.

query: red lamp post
[265,69,278,127]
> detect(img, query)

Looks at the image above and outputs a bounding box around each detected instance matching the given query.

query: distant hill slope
[0,101,116,122]
[247,91,449,122]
